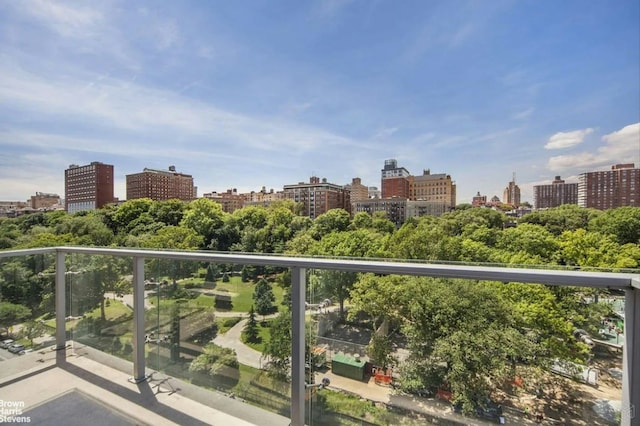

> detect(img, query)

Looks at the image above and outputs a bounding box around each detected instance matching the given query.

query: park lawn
[196,276,284,314]
[44,299,132,330]
[85,299,132,321]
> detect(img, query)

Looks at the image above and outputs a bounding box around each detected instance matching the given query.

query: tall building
[578,164,640,209]
[503,174,521,207]
[381,159,410,198]
[203,189,244,213]
[344,178,369,202]
[534,176,578,209]
[283,176,350,219]
[65,162,114,214]
[126,166,195,202]
[409,169,456,208]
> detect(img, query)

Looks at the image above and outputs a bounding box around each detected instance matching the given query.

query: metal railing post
[291,266,306,426]
[130,256,148,383]
[55,251,66,350]
[623,285,639,425]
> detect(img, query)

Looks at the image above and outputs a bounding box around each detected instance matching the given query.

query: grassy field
[194,276,284,313]
[43,299,132,331]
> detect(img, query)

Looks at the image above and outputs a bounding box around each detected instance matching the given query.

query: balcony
[0,246,638,425]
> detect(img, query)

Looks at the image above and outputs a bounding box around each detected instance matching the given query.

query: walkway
[213,319,263,369]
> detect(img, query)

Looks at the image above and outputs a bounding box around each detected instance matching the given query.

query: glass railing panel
[67,253,134,367]
[147,259,292,418]
[0,253,57,361]
[306,271,625,425]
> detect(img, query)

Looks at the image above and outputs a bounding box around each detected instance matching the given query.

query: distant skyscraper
[126,166,195,201]
[578,164,639,209]
[503,173,521,207]
[381,159,410,198]
[534,176,578,209]
[65,162,114,214]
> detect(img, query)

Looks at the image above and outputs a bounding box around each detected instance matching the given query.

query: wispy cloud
[20,0,103,38]
[544,128,594,150]
[0,62,361,155]
[512,107,534,120]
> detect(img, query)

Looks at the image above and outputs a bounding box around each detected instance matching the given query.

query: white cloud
[547,123,640,171]
[544,128,594,150]
[601,122,640,158]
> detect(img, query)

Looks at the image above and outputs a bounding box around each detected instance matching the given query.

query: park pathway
[213,319,263,369]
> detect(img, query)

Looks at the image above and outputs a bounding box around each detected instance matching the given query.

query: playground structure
[372,366,393,386]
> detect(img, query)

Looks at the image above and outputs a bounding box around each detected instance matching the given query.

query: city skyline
[1,1,639,204]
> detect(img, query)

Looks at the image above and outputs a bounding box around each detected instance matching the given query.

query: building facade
[578,164,639,209]
[242,187,285,208]
[30,192,61,209]
[409,169,456,207]
[381,159,410,198]
[344,178,369,202]
[126,166,195,202]
[203,189,244,213]
[534,176,578,209]
[352,198,407,228]
[353,198,449,227]
[65,162,114,214]
[472,191,487,207]
[283,176,350,219]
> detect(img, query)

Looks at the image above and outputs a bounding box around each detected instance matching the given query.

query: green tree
[242,305,260,344]
[0,302,31,336]
[149,199,186,226]
[253,278,275,318]
[588,206,640,245]
[181,198,226,248]
[310,209,351,239]
[264,309,292,379]
[22,320,45,346]
[205,264,218,284]
[520,204,601,236]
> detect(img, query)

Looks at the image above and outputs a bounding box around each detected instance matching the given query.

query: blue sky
[0,0,638,204]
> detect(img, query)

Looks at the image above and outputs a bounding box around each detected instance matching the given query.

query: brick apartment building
[203,189,245,213]
[283,176,350,219]
[578,164,639,209]
[534,176,578,209]
[126,166,196,202]
[65,162,114,214]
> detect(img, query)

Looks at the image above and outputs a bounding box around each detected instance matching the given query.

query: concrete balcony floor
[0,346,289,426]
